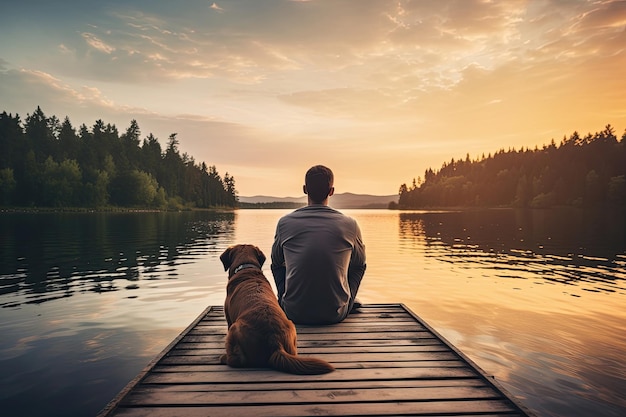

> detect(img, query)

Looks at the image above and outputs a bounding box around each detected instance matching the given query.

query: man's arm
[270,226,286,304]
[347,221,366,295]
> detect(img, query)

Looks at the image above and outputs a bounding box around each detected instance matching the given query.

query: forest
[0,107,237,209]
[395,125,626,209]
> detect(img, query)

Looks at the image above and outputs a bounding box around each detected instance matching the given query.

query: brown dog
[219,244,334,375]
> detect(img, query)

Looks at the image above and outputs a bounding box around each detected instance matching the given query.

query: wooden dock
[98,303,535,416]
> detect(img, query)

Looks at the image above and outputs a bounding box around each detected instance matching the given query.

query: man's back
[271,205,366,324]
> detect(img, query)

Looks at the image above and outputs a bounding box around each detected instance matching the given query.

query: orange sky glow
[1,0,625,196]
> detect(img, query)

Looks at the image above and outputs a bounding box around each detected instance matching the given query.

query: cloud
[574,0,626,30]
[82,33,116,54]
[0,64,252,144]
[2,0,626,196]
[0,67,109,115]
[210,2,224,12]
[7,0,626,90]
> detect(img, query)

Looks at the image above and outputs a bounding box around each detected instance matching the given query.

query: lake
[1,208,625,417]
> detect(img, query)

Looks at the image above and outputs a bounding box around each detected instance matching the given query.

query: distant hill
[239,192,397,209]
[240,195,306,204]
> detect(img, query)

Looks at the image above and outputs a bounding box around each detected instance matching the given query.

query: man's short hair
[305,165,334,203]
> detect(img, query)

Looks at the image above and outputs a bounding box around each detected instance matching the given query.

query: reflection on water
[0,211,235,308]
[0,208,625,417]
[398,208,626,295]
[0,211,235,417]
[389,208,626,417]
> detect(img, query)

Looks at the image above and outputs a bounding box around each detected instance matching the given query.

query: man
[271,165,366,324]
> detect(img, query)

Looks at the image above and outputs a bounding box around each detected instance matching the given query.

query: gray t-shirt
[271,205,366,324]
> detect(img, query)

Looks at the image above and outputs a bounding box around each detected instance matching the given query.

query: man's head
[304,165,334,204]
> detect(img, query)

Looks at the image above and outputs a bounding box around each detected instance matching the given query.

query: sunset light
[1,0,625,196]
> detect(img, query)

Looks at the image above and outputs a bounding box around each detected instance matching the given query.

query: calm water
[1,208,625,417]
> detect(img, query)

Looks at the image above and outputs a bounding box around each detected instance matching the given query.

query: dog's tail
[269,347,335,375]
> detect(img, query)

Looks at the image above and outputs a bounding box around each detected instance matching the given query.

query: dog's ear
[220,247,233,271]
[254,246,266,267]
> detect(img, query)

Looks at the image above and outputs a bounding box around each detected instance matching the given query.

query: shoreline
[0,206,235,214]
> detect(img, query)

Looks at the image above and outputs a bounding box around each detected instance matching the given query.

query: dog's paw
[219,353,228,364]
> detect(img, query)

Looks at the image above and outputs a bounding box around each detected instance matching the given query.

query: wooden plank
[160,350,460,365]
[167,344,451,357]
[186,330,437,341]
[121,385,502,406]
[142,366,478,384]
[97,304,535,417]
[173,338,441,349]
[106,400,520,417]
[119,377,487,393]
[193,323,427,332]
[178,336,441,347]
[152,359,467,372]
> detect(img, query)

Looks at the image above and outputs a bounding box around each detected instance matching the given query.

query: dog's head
[220,244,266,277]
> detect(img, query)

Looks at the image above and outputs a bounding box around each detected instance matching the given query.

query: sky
[1,0,625,197]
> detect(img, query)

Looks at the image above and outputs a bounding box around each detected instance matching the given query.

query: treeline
[0,107,237,209]
[396,125,626,209]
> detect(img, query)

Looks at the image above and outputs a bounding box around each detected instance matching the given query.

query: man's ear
[328,186,335,197]
[303,185,307,195]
